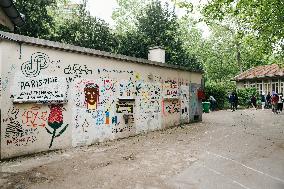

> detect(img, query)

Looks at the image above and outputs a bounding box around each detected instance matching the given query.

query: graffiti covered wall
[0,35,202,159]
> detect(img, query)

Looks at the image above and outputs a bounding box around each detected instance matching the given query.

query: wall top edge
[0,31,203,74]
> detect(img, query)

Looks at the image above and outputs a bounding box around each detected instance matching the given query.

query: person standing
[209,95,217,111]
[271,92,279,114]
[234,92,239,110]
[229,92,236,111]
[277,93,283,113]
[251,95,257,109]
[261,92,266,110]
[266,92,271,108]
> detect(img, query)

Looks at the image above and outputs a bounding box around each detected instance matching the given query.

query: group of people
[209,91,284,113]
[228,91,284,113]
[261,92,284,114]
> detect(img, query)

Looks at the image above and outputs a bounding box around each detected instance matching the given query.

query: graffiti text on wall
[163,79,179,98]
[21,52,50,77]
[4,107,38,146]
[22,106,48,127]
[64,64,93,82]
[164,99,180,114]
[20,77,58,90]
[136,82,162,131]
[98,68,133,74]
[180,85,189,122]
[12,75,67,103]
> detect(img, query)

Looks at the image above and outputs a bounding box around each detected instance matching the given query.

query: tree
[112,0,151,34]
[13,0,56,38]
[203,0,284,55]
[115,0,201,70]
[54,6,116,52]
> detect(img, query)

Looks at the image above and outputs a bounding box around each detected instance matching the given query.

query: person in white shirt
[209,96,216,111]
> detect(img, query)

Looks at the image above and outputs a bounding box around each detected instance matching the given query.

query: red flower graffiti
[45,105,68,148]
[48,105,63,128]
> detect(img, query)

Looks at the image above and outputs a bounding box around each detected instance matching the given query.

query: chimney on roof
[148,46,165,63]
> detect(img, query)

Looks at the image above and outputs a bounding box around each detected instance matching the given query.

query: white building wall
[0,38,202,159]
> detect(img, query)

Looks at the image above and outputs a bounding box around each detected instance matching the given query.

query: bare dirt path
[1,109,284,189]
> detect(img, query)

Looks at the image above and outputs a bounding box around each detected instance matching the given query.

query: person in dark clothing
[251,95,257,109]
[266,92,271,108]
[229,92,236,111]
[271,92,279,113]
[234,92,238,110]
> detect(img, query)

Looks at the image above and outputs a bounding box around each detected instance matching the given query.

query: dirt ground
[1,109,284,189]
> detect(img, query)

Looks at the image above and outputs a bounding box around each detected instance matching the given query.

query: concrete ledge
[0,31,203,73]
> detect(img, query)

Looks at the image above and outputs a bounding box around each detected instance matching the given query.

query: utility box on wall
[0,32,203,159]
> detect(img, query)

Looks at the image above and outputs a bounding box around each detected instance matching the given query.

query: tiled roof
[233,64,284,81]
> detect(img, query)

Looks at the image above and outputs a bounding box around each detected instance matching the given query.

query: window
[272,79,279,93]
[250,82,256,88]
[264,81,271,95]
[244,81,249,88]
[256,82,263,94]
[280,79,284,94]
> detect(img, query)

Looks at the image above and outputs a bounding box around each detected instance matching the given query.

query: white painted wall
[0,39,202,159]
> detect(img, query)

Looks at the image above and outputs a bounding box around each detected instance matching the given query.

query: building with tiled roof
[233,64,284,95]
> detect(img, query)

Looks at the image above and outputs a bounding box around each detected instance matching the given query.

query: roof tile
[233,64,284,81]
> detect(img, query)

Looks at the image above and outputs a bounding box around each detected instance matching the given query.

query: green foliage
[112,0,151,34]
[204,82,234,109]
[14,0,56,38]
[9,0,201,71]
[170,0,193,13]
[115,0,202,71]
[115,31,148,57]
[11,0,116,52]
[203,0,284,56]
[199,0,277,80]
[9,0,282,83]
[237,87,259,106]
[54,9,117,52]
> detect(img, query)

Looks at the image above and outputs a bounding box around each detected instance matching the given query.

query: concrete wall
[0,39,202,159]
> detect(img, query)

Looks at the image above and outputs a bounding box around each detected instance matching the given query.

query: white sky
[72,0,210,37]
[86,0,118,24]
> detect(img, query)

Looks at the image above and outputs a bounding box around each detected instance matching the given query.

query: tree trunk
[236,41,242,73]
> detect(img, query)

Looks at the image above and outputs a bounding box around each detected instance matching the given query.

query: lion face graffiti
[84,83,99,110]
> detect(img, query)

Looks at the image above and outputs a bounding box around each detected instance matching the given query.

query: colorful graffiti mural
[180,85,190,123]
[84,83,100,110]
[136,82,162,132]
[1,49,202,159]
[45,104,69,148]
